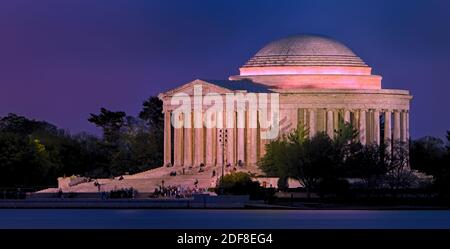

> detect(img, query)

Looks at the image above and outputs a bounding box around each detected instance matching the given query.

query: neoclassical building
[159,34,412,170]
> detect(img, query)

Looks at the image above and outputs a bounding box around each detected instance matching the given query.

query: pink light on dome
[229,73,382,90]
[239,66,372,76]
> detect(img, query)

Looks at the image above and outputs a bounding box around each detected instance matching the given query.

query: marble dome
[242,34,367,68]
[231,34,381,89]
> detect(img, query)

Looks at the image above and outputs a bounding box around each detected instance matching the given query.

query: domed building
[159,34,412,170]
[47,34,413,193]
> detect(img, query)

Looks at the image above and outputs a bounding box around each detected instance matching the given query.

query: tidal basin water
[0,209,449,229]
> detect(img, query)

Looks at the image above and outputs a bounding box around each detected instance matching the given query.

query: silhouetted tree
[447,131,450,151]
[139,96,164,130]
[345,143,388,190]
[384,141,418,192]
[88,108,126,145]
[410,136,446,175]
[0,113,59,136]
[260,125,335,198]
[431,132,450,197]
[0,98,167,189]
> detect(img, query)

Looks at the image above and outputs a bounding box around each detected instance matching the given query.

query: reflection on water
[0,209,449,229]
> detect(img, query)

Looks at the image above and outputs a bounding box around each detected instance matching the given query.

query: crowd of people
[108,187,136,199]
[152,184,207,198]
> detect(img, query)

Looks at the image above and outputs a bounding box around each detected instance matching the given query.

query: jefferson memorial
[159,34,412,170]
[50,34,412,192]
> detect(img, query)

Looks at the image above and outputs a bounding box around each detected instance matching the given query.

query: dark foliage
[216,172,262,197]
[260,119,450,199]
[88,108,126,145]
[0,96,164,188]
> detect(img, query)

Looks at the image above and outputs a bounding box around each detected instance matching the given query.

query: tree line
[259,121,450,198]
[0,97,163,188]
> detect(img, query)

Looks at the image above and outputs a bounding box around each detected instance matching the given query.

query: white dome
[243,34,367,68]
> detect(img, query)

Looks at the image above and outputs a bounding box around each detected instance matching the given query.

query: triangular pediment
[159,79,234,99]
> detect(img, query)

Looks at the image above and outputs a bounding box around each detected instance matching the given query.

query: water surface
[0,209,449,229]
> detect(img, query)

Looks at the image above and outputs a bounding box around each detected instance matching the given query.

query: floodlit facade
[159,34,412,170]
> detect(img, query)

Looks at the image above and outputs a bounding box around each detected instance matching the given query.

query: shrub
[216,172,261,196]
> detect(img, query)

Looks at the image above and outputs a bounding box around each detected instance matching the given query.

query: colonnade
[163,108,410,167]
[163,110,260,167]
[299,108,409,145]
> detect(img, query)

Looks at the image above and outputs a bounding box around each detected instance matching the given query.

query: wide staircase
[39,164,262,193]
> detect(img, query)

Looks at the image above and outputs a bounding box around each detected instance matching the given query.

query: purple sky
[0,0,449,138]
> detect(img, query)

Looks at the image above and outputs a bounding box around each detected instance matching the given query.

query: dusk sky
[0,0,449,139]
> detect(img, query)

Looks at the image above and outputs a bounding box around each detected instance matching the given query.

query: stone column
[279,109,286,135]
[226,111,235,165]
[393,110,401,141]
[289,108,298,131]
[333,110,339,132]
[309,109,316,138]
[183,112,192,167]
[359,109,367,145]
[163,111,172,166]
[326,109,334,138]
[205,127,214,166]
[354,110,360,129]
[194,111,203,166]
[302,108,308,128]
[249,110,258,165]
[173,113,183,167]
[384,110,392,144]
[259,132,267,158]
[401,111,407,142]
[237,110,245,165]
[405,111,410,168]
[406,111,410,141]
[344,110,351,124]
[250,129,258,165]
[373,110,380,145]
[366,110,373,143]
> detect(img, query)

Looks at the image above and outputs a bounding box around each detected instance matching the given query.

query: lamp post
[218,129,228,192]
